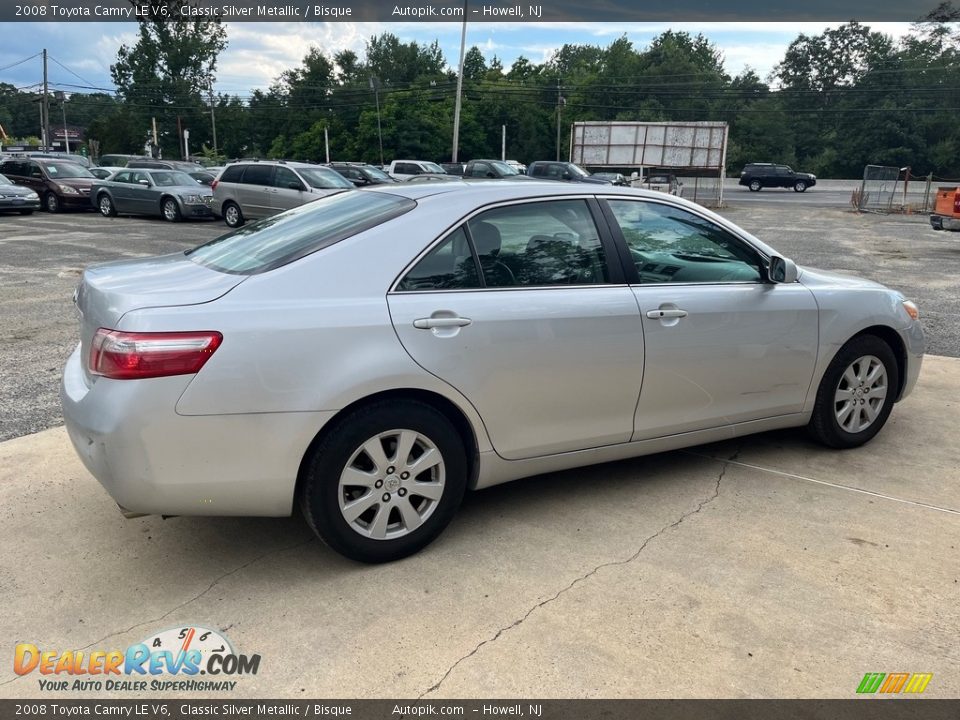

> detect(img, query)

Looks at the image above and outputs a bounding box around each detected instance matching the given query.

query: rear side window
[187,191,415,275]
[241,165,273,186]
[219,165,244,183]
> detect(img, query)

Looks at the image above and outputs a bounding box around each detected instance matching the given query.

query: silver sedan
[91,168,214,222]
[61,182,924,562]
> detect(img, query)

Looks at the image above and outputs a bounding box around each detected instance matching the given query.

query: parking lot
[1,196,958,699]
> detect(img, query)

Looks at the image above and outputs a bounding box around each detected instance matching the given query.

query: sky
[0,21,918,98]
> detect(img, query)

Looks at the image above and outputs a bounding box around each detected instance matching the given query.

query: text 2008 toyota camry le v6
[62,182,924,563]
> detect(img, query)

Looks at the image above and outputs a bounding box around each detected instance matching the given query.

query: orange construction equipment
[930,186,960,230]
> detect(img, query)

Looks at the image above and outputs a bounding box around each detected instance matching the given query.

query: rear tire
[808,335,899,449]
[748,180,761,192]
[300,400,467,563]
[223,201,244,228]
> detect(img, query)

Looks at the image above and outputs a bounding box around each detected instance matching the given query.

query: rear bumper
[60,345,334,517]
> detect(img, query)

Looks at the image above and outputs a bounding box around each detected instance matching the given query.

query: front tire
[300,400,468,563]
[45,193,60,213]
[98,193,116,217]
[748,180,761,192]
[161,197,182,222]
[808,335,899,449]
[794,180,807,192]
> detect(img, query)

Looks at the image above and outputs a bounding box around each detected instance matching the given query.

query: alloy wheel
[834,354,888,434]
[338,429,445,540]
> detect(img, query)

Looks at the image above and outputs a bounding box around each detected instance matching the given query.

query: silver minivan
[212,160,354,227]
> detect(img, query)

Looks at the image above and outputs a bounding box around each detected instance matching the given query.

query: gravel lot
[1,200,957,442]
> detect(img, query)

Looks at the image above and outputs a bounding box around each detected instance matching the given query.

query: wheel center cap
[384,475,401,492]
[854,388,863,398]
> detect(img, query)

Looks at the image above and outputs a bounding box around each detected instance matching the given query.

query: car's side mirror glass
[768,255,798,283]
[138,179,150,186]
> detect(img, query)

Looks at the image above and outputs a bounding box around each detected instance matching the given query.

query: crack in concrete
[0,536,315,688]
[418,449,739,699]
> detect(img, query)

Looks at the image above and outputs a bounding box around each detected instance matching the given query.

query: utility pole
[370,77,384,167]
[555,78,565,162]
[451,3,468,163]
[209,89,218,160]
[42,49,50,150]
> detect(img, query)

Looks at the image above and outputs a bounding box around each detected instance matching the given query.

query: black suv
[328,162,396,186]
[526,161,611,184]
[739,163,816,192]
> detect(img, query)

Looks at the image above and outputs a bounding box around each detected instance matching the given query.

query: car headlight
[181,195,201,204]
[902,300,919,321]
[58,184,78,194]
[26,192,39,200]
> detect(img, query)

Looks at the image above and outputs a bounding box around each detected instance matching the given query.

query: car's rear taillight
[210,179,219,191]
[89,329,222,380]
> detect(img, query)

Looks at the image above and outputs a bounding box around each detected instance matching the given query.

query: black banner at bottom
[1,700,958,720]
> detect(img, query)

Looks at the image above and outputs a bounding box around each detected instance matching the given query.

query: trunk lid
[74,252,244,383]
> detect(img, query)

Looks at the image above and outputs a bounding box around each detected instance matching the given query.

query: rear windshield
[186,191,416,275]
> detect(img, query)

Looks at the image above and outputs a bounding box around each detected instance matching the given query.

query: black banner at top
[0,0,947,22]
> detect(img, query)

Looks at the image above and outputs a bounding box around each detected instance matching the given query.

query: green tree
[110,0,227,157]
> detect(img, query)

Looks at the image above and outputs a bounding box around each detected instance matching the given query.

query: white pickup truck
[386,160,447,180]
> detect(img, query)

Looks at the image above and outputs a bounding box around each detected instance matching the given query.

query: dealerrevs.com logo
[14,626,261,692]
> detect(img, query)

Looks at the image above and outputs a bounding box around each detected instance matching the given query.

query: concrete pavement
[0,357,957,699]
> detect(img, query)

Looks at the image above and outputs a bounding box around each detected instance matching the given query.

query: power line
[0,52,41,73]
[48,55,96,88]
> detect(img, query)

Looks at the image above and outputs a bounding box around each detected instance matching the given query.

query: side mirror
[288,181,305,190]
[561,172,572,180]
[486,171,496,179]
[768,255,798,283]
[352,178,368,186]
[138,179,150,187]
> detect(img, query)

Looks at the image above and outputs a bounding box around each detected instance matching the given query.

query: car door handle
[413,316,472,329]
[646,309,688,319]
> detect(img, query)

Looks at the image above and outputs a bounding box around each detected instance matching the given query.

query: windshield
[364,166,392,181]
[566,163,589,178]
[0,174,11,186]
[298,167,355,189]
[489,161,519,176]
[187,191,416,274]
[151,171,199,187]
[42,162,93,179]
[423,162,445,173]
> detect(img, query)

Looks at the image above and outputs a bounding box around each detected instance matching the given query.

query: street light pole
[209,88,218,160]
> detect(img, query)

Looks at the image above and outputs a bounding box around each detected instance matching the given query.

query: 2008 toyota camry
[61,181,924,562]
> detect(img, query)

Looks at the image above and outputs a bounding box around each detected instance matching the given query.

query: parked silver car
[62,182,924,562]
[211,160,354,228]
[91,169,214,222]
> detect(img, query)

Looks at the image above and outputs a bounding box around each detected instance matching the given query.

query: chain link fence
[854,165,933,213]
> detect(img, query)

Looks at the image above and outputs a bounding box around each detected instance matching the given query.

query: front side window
[113,171,133,184]
[606,200,762,284]
[274,166,302,189]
